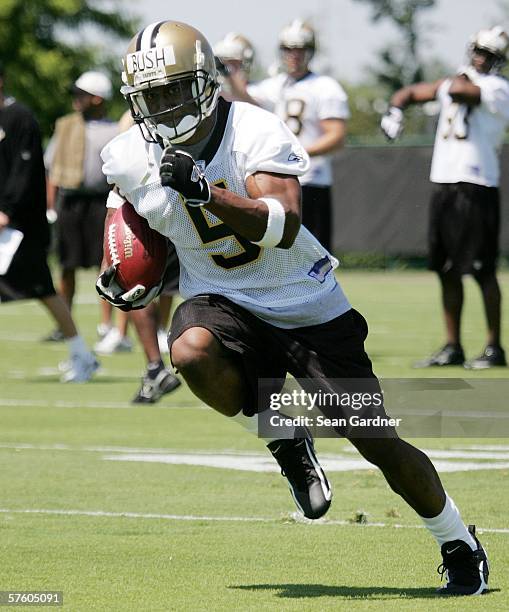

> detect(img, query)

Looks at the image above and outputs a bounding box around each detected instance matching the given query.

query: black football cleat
[132,368,181,404]
[436,525,489,596]
[268,436,332,520]
[413,344,465,368]
[464,345,507,370]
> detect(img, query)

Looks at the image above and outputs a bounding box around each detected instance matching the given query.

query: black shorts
[301,185,332,251]
[56,191,108,270]
[168,294,395,438]
[428,183,500,275]
[0,236,56,302]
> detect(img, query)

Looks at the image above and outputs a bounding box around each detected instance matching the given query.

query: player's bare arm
[159,148,302,249]
[207,171,301,248]
[448,74,481,105]
[46,179,57,214]
[390,79,445,108]
[382,80,444,140]
[306,118,347,157]
[0,210,10,230]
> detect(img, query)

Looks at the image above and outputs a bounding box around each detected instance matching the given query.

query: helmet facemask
[279,46,314,73]
[278,20,316,76]
[120,21,220,147]
[469,45,505,74]
[125,70,219,145]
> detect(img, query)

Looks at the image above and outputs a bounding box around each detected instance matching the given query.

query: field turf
[1,270,508,610]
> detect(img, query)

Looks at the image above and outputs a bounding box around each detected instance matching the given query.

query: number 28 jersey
[430,71,509,187]
[101,99,350,326]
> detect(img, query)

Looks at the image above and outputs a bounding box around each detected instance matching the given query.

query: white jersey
[101,100,350,328]
[430,71,509,187]
[248,72,350,186]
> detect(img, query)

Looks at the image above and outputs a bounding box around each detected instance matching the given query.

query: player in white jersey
[224,20,349,251]
[97,21,489,595]
[382,26,509,369]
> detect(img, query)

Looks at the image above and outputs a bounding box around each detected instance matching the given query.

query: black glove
[95,265,164,312]
[159,149,211,206]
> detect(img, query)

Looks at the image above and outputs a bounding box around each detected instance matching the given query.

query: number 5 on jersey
[183,180,261,270]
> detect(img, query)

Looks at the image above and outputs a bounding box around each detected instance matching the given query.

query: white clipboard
[0,227,24,275]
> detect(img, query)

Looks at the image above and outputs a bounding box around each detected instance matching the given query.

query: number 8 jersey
[247,72,350,187]
[101,99,350,327]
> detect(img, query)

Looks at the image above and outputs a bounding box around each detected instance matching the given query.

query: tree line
[1,0,507,144]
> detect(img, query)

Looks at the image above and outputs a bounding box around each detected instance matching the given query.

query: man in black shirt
[0,63,98,382]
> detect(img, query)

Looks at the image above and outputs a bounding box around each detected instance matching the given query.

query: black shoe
[42,328,65,342]
[267,436,332,520]
[413,344,465,368]
[436,525,489,596]
[132,369,181,404]
[464,345,507,370]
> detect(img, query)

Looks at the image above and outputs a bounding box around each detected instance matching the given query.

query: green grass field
[1,270,508,611]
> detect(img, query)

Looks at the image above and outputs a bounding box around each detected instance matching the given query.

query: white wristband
[253,197,286,248]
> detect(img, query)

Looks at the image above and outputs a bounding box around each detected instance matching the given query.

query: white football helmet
[213,33,255,75]
[121,21,220,145]
[279,19,316,55]
[469,25,509,72]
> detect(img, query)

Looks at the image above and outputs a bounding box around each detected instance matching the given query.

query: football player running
[382,26,509,370]
[223,20,349,251]
[97,21,489,595]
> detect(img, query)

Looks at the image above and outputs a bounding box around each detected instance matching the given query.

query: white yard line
[0,507,507,534]
[0,399,205,410]
[0,508,268,523]
[3,442,509,474]
[3,441,509,459]
[1,443,508,532]
[4,441,509,459]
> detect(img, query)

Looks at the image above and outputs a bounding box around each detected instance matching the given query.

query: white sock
[66,335,89,358]
[230,409,295,444]
[420,493,477,551]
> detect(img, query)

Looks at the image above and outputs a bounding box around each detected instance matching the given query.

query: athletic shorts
[0,236,56,302]
[161,240,180,297]
[301,185,332,251]
[56,191,108,270]
[168,294,396,438]
[428,182,500,275]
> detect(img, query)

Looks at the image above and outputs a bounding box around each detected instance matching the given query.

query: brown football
[104,201,168,292]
